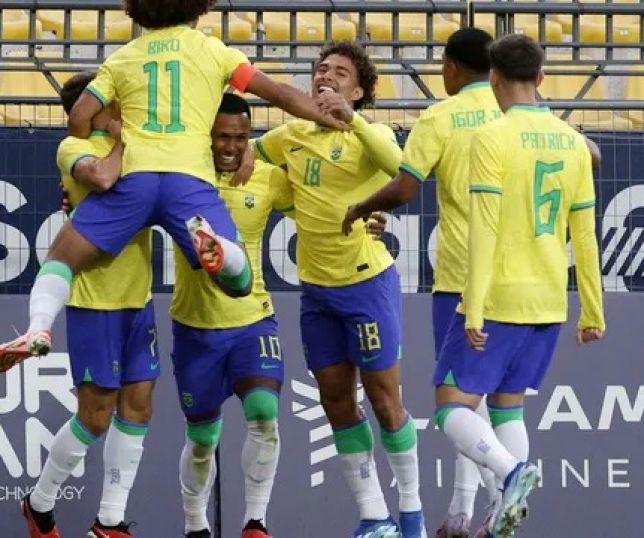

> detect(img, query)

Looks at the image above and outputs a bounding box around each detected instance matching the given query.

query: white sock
[442,407,518,482]
[98,417,147,526]
[217,235,247,276]
[449,453,479,517]
[473,397,498,506]
[28,266,72,333]
[242,420,280,523]
[181,439,216,533]
[31,417,94,513]
[494,420,529,462]
[385,446,422,512]
[339,452,390,520]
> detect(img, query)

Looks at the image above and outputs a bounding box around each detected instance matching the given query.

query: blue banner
[0,127,642,294]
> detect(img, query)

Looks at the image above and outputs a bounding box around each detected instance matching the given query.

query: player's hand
[107,119,122,142]
[366,212,387,240]
[466,328,488,352]
[230,144,255,187]
[343,203,370,236]
[315,91,354,124]
[576,327,604,345]
[59,182,73,216]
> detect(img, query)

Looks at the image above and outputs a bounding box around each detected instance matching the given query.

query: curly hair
[124,0,210,29]
[316,41,378,110]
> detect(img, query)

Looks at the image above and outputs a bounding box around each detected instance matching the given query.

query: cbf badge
[330,146,342,161]
[245,193,255,208]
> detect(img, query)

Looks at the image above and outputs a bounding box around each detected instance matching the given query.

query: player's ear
[351,85,364,103]
[535,69,544,88]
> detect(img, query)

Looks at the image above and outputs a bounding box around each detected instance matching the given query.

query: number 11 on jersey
[143,60,186,134]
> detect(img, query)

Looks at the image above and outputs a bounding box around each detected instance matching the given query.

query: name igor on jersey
[462,105,604,328]
[170,160,294,329]
[256,119,396,286]
[88,26,252,185]
[400,82,501,293]
[57,132,152,310]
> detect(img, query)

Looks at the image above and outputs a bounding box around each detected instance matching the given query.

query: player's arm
[343,114,439,235]
[253,126,288,168]
[463,132,503,347]
[569,149,605,342]
[68,63,115,138]
[71,143,124,192]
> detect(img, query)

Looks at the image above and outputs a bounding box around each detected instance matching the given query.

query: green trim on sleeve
[470,184,503,194]
[570,200,595,211]
[255,139,274,164]
[86,86,108,107]
[89,129,109,137]
[399,163,427,183]
[69,154,94,175]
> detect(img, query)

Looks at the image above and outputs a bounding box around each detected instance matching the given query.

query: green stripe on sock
[187,418,223,447]
[37,260,73,283]
[380,415,417,454]
[112,415,148,436]
[243,389,279,421]
[333,419,374,454]
[434,406,457,431]
[217,262,251,292]
[70,416,96,446]
[488,406,524,427]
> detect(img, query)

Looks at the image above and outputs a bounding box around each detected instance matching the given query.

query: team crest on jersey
[245,194,255,208]
[330,146,342,161]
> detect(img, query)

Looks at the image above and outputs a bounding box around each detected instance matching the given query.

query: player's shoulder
[251,159,281,182]
[57,135,95,157]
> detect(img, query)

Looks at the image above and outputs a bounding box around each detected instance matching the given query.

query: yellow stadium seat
[36,10,98,39]
[0,70,71,126]
[242,62,293,128]
[366,64,409,126]
[296,13,357,41]
[2,10,43,39]
[349,13,458,42]
[538,66,632,129]
[623,68,644,126]
[197,12,252,41]
[242,12,353,42]
[417,67,448,100]
[104,11,134,40]
[513,15,563,42]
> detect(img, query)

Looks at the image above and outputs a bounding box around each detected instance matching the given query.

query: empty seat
[0,69,71,126]
[623,68,644,126]
[513,15,563,42]
[197,12,252,41]
[349,13,458,42]
[243,62,293,128]
[2,10,43,39]
[36,10,98,39]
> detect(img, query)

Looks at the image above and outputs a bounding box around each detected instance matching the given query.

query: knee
[187,418,223,448]
[120,401,153,425]
[242,389,279,423]
[370,395,405,431]
[76,407,112,437]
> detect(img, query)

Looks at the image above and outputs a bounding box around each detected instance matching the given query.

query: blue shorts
[66,301,160,389]
[72,172,237,268]
[300,265,402,372]
[434,313,561,394]
[432,292,461,358]
[171,315,283,417]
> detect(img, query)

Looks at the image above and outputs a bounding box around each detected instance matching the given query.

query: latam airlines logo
[291,374,430,488]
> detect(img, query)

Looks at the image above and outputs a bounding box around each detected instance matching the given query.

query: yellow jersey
[400,81,501,293]
[170,161,294,329]
[462,104,604,329]
[57,132,152,310]
[88,26,252,185]
[255,118,397,286]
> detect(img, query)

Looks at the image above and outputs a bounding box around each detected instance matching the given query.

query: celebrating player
[21,73,157,538]
[432,34,605,537]
[0,0,348,370]
[342,28,501,537]
[254,41,426,538]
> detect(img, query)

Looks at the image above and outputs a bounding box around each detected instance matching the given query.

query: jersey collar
[459,80,491,93]
[507,103,550,113]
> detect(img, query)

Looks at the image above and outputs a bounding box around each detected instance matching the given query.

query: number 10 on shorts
[259,335,282,360]
[357,322,381,351]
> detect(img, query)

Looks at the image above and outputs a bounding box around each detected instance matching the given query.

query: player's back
[403,82,500,292]
[472,105,592,323]
[88,26,249,184]
[57,133,152,309]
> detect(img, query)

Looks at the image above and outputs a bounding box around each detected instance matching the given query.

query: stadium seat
[36,10,98,40]
[0,68,71,126]
[2,10,43,39]
[417,67,448,100]
[242,62,294,128]
[623,68,644,126]
[349,13,458,42]
[197,12,252,41]
[513,15,563,42]
[538,64,632,129]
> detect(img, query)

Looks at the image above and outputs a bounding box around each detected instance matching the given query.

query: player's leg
[300,283,397,538]
[90,302,160,537]
[484,323,561,537]
[0,174,156,370]
[157,173,252,297]
[228,316,283,538]
[172,320,229,538]
[345,266,425,538]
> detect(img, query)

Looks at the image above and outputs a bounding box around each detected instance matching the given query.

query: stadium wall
[0,127,643,536]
